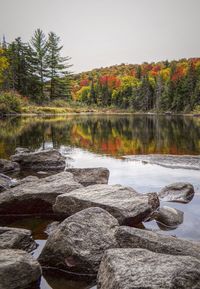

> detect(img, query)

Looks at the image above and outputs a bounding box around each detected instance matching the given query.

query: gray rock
[44,221,60,235]
[97,248,200,289]
[39,207,119,274]
[123,154,200,170]
[11,149,66,171]
[65,167,109,186]
[0,172,82,214]
[0,227,37,252]
[15,147,30,154]
[115,226,200,260]
[159,182,194,203]
[53,184,159,225]
[0,159,20,174]
[0,249,42,289]
[0,174,17,192]
[153,206,184,229]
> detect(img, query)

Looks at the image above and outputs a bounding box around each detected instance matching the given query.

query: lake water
[0,114,200,289]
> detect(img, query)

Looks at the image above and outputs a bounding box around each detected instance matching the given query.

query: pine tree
[46,32,72,99]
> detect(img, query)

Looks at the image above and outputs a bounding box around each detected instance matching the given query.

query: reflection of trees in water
[0,115,200,158]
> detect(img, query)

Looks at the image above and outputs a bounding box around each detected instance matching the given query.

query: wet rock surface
[11,149,66,171]
[0,159,20,174]
[53,184,159,225]
[44,221,60,236]
[159,182,195,203]
[123,154,200,170]
[0,226,37,252]
[0,174,17,192]
[115,226,200,260]
[97,248,200,289]
[0,249,42,289]
[39,207,119,274]
[0,172,82,214]
[65,167,109,186]
[153,206,184,228]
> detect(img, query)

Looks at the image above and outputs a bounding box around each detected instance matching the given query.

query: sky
[0,0,200,73]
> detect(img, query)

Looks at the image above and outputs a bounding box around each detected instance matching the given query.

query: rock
[39,207,119,274]
[0,249,42,289]
[44,221,60,235]
[65,167,109,186]
[11,149,66,171]
[123,154,200,170]
[97,248,200,289]
[0,172,82,215]
[153,206,184,229]
[15,147,30,154]
[0,227,37,252]
[115,226,200,260]
[0,159,20,174]
[0,174,17,192]
[159,182,195,203]
[53,184,159,225]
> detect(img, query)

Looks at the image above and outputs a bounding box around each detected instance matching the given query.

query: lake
[0,114,200,289]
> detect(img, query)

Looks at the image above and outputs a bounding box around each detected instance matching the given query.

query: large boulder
[0,172,82,215]
[159,182,195,203]
[115,226,200,260]
[153,206,184,228]
[65,167,109,186]
[97,248,200,289]
[0,226,37,252]
[39,207,119,274]
[11,149,66,171]
[0,249,42,289]
[0,159,20,174]
[53,184,159,225]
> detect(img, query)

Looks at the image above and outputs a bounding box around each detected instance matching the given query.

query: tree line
[0,29,72,102]
[72,59,200,112]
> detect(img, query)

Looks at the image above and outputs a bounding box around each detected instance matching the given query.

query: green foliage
[0,91,24,114]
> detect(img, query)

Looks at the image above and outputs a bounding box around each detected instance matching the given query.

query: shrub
[0,91,24,114]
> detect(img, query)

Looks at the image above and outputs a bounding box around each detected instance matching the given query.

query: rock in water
[0,227,37,252]
[97,248,200,289]
[0,249,42,289]
[39,207,119,274]
[0,172,82,214]
[115,226,200,260]
[15,147,30,154]
[153,206,184,228]
[0,174,17,192]
[159,182,194,203]
[0,159,20,174]
[65,167,109,186]
[11,149,66,171]
[53,184,159,225]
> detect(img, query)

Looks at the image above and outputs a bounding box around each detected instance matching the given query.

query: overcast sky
[0,0,200,72]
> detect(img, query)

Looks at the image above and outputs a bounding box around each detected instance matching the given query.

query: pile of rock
[0,148,199,289]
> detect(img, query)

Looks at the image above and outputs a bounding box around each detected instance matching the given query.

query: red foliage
[171,66,185,82]
[80,78,89,87]
[99,75,121,89]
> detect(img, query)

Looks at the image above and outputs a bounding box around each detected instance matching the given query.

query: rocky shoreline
[0,149,199,289]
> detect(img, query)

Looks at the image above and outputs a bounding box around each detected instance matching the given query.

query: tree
[46,32,72,99]
[31,29,48,100]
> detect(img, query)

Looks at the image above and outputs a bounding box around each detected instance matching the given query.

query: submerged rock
[65,167,109,186]
[123,154,200,170]
[53,184,159,225]
[0,172,82,215]
[97,248,200,289]
[11,149,66,171]
[0,159,20,174]
[159,182,195,203]
[0,249,42,289]
[115,226,200,260]
[39,207,119,274]
[153,206,184,228]
[0,226,37,252]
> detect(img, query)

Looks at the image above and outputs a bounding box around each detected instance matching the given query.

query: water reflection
[0,114,200,159]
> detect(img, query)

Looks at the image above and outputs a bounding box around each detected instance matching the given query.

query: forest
[0,29,200,113]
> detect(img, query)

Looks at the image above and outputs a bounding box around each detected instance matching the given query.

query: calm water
[0,114,200,289]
